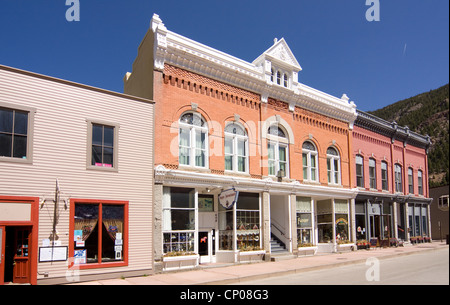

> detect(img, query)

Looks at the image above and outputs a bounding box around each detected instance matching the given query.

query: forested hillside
[369,84,449,187]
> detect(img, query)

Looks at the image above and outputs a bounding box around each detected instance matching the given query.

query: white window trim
[179,113,209,169]
[224,125,249,174]
[327,150,341,185]
[303,143,318,183]
[268,140,289,178]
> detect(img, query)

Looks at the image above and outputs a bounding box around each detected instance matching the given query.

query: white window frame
[417,170,423,195]
[224,123,249,173]
[302,141,318,182]
[267,125,289,178]
[178,112,208,168]
[326,147,341,185]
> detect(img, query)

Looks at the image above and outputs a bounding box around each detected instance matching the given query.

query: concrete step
[270,252,297,262]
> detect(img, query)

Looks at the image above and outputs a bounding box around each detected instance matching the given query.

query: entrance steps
[270,235,296,261]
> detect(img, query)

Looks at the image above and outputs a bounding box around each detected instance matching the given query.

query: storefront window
[236,193,260,251]
[296,197,313,245]
[219,205,234,250]
[73,201,127,266]
[335,200,349,242]
[355,202,366,240]
[162,187,196,254]
[317,200,333,243]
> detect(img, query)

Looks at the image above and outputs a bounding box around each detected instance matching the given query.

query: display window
[70,199,128,269]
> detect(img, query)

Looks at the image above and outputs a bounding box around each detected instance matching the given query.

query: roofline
[0,64,154,105]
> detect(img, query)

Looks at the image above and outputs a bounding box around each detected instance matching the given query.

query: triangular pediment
[255,38,302,71]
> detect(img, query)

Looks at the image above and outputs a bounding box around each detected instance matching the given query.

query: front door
[0,226,5,285]
[12,227,31,284]
[198,231,211,264]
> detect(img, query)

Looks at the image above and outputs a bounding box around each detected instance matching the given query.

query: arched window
[327,147,341,185]
[224,123,248,173]
[267,125,289,178]
[179,112,208,168]
[283,73,288,87]
[369,158,376,189]
[271,68,274,83]
[302,141,318,182]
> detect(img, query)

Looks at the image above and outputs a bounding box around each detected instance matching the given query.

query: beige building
[0,65,154,284]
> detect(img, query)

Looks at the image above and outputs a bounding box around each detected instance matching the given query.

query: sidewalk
[69,241,448,285]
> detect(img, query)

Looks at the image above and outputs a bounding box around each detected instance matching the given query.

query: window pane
[103,147,114,166]
[179,128,190,146]
[237,139,245,156]
[92,146,102,165]
[179,148,190,165]
[0,133,12,157]
[279,146,286,162]
[224,137,233,154]
[170,187,195,208]
[103,126,114,147]
[238,156,245,172]
[102,205,124,262]
[0,108,13,133]
[13,135,27,158]
[92,124,103,146]
[74,204,99,264]
[171,210,195,230]
[195,149,205,167]
[225,155,233,171]
[14,111,28,135]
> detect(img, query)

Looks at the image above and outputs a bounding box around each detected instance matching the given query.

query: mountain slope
[368,84,449,187]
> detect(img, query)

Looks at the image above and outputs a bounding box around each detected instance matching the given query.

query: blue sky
[0,0,448,111]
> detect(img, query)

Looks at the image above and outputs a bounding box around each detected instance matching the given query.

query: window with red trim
[71,200,127,268]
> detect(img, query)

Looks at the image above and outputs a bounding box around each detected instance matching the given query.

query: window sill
[76,261,127,270]
[0,156,32,164]
[86,165,118,172]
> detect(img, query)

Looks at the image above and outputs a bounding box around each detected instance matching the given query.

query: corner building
[125,14,361,270]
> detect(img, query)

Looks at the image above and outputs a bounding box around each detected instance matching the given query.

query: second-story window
[91,123,115,168]
[381,161,388,191]
[418,170,423,195]
[224,123,248,173]
[267,125,288,178]
[179,113,208,168]
[0,107,29,160]
[395,164,403,193]
[408,167,414,194]
[356,155,364,188]
[326,147,340,185]
[369,158,377,189]
[302,141,318,182]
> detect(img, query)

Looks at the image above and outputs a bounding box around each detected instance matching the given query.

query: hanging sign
[219,188,239,210]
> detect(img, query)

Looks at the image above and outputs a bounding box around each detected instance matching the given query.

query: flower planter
[337,243,355,252]
[162,254,199,271]
[297,246,318,256]
[238,250,266,263]
[356,244,370,250]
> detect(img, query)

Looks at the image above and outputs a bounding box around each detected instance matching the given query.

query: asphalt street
[237,247,449,285]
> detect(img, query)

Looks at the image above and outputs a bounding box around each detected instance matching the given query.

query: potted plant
[410,236,417,244]
[356,240,370,250]
[336,240,355,252]
[238,246,265,262]
[298,242,318,256]
[162,251,199,270]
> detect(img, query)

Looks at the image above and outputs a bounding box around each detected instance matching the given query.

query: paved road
[238,248,449,285]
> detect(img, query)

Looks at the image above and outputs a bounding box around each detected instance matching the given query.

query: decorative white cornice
[150,14,357,127]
